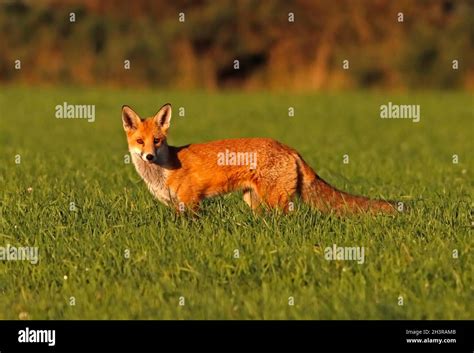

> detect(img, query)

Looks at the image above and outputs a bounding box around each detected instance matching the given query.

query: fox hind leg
[243,189,262,211]
[255,185,296,213]
[262,191,292,212]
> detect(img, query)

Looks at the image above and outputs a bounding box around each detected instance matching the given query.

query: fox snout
[136,149,156,163]
[141,150,157,163]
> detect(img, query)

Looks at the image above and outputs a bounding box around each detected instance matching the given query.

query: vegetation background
[1,0,474,90]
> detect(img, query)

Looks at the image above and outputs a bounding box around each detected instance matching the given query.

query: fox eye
[136,139,144,144]
[154,138,160,144]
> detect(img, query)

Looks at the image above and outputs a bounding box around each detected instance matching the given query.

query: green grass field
[0,86,472,319]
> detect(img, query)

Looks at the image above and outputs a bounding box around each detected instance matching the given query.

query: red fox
[122,104,396,215]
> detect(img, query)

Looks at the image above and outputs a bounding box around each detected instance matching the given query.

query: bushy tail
[297,158,396,215]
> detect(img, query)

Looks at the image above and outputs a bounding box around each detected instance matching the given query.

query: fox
[122,103,397,215]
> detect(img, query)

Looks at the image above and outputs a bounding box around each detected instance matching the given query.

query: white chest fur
[131,155,175,205]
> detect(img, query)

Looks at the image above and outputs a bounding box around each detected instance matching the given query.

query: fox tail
[297,157,397,215]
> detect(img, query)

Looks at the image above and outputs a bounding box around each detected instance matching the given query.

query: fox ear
[122,105,141,132]
[154,103,172,133]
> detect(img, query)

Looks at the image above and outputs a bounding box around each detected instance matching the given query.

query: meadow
[0,86,472,319]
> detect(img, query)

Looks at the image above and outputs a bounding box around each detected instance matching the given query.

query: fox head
[122,103,172,164]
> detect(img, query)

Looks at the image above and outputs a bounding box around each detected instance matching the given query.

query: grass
[0,86,472,319]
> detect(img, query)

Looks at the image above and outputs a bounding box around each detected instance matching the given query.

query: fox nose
[146,154,154,161]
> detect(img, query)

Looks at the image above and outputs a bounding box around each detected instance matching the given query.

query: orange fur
[122,104,397,215]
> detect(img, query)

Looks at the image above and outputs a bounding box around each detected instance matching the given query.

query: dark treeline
[1,0,473,90]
